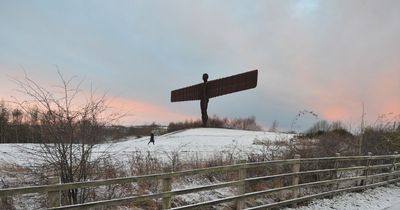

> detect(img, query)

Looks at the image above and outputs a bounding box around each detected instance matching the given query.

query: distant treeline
[108,124,167,139]
[0,102,167,143]
[167,115,262,133]
[0,103,40,143]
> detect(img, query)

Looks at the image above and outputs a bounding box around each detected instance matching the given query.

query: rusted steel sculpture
[171,70,258,127]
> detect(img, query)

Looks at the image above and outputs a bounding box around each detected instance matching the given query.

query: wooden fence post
[364,152,372,185]
[162,177,172,209]
[389,151,398,183]
[334,153,341,190]
[0,180,13,210]
[291,154,301,208]
[236,159,247,210]
[47,176,60,208]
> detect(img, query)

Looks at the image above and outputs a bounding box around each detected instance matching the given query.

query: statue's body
[171,70,258,127]
[200,74,209,127]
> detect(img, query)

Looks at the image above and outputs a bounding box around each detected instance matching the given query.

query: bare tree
[0,101,10,143]
[290,110,318,133]
[269,120,279,132]
[11,108,23,143]
[14,72,121,205]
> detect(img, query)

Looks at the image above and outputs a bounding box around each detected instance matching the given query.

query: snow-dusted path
[286,185,400,210]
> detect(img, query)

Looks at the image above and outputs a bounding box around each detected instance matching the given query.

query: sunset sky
[0,0,399,131]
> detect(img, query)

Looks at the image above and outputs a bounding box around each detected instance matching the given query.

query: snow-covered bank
[285,185,400,210]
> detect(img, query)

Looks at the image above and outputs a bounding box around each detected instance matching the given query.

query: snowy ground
[285,185,400,210]
[2,128,400,209]
[0,128,292,209]
[0,128,293,166]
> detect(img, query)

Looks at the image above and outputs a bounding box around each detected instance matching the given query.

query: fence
[1,152,399,209]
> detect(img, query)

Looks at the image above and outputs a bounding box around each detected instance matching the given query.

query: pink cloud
[108,96,196,125]
[368,68,400,117]
[310,67,399,124]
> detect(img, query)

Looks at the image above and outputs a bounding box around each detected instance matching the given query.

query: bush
[362,123,400,155]
[167,115,262,132]
[293,121,357,158]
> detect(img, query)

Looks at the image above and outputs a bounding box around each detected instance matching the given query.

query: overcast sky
[0,0,399,131]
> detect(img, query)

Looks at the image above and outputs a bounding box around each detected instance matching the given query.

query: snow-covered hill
[0,128,294,166]
[101,128,293,161]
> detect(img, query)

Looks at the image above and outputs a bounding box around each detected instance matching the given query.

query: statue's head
[202,73,209,82]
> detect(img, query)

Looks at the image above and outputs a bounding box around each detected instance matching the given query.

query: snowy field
[0,128,293,167]
[99,128,293,163]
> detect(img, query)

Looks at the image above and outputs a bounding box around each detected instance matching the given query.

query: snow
[0,128,292,209]
[4,128,400,209]
[107,128,290,154]
[172,176,236,208]
[285,185,400,210]
[0,128,293,166]
[0,144,39,166]
[100,128,292,162]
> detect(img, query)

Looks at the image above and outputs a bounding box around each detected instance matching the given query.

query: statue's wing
[207,69,258,98]
[170,69,258,102]
[171,83,202,102]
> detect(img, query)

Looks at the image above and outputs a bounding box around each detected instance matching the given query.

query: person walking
[148,133,155,145]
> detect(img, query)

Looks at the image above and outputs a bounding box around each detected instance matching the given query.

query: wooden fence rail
[1,153,400,210]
